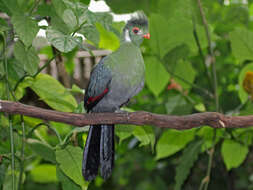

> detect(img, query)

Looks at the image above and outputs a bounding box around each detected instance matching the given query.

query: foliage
[0,0,253,190]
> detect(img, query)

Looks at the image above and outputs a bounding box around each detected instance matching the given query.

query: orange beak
[143,33,150,39]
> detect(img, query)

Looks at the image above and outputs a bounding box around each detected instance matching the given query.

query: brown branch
[1,100,253,129]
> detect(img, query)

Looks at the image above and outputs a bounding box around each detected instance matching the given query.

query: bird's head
[123,11,150,46]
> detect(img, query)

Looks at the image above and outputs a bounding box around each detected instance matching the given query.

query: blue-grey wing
[84,57,112,111]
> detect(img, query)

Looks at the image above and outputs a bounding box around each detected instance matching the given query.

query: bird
[82,11,150,181]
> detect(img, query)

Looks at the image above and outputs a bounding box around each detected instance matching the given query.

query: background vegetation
[1,0,253,189]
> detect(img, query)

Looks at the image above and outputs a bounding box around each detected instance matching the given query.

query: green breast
[104,42,145,86]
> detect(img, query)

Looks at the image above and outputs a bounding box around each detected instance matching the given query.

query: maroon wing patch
[85,88,109,111]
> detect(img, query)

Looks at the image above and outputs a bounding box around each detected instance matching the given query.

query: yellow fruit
[243,71,253,98]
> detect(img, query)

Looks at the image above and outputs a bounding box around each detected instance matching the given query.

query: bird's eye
[132,27,140,34]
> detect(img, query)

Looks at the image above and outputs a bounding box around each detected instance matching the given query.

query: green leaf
[56,167,81,190]
[0,0,20,14]
[145,56,170,97]
[56,145,88,188]
[46,27,82,53]
[230,28,253,63]
[3,168,19,190]
[30,164,58,183]
[173,60,196,89]
[96,23,120,51]
[79,25,100,46]
[62,0,88,25]
[175,140,202,190]
[232,128,253,146]
[29,74,77,112]
[62,9,77,31]
[11,13,39,46]
[104,0,151,14]
[221,139,248,170]
[196,126,224,152]
[115,124,134,144]
[166,94,193,115]
[27,138,56,163]
[13,41,39,75]
[156,129,195,160]
[158,0,193,20]
[133,126,155,151]
[149,14,171,58]
[238,63,253,103]
[0,18,9,32]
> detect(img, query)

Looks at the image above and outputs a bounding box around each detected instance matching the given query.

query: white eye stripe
[124,29,131,42]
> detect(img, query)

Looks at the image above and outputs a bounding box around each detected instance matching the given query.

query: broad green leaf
[104,0,151,14]
[238,63,253,103]
[115,124,134,144]
[163,44,190,66]
[0,0,19,14]
[13,41,39,75]
[230,28,253,63]
[232,128,253,146]
[27,138,56,163]
[173,60,196,89]
[63,9,77,31]
[56,146,88,188]
[175,140,202,190]
[79,25,100,46]
[194,103,206,112]
[57,167,81,190]
[145,56,170,97]
[96,23,120,51]
[166,94,192,115]
[11,13,39,46]
[149,14,171,59]
[3,169,19,190]
[29,74,77,112]
[52,0,68,18]
[30,164,58,183]
[158,0,193,20]
[156,129,195,160]
[62,0,88,25]
[221,139,248,170]
[133,126,155,151]
[71,84,84,94]
[46,27,82,53]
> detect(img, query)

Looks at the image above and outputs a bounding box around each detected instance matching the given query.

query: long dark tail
[100,124,114,180]
[82,125,114,181]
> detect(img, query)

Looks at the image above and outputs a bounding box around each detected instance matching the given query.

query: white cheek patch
[124,29,131,42]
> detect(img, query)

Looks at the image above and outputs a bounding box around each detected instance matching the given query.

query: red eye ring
[132,27,140,34]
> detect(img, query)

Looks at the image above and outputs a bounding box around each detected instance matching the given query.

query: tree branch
[1,100,253,129]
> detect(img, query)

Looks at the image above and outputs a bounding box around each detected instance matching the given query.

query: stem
[3,31,15,190]
[72,21,87,37]
[17,116,25,190]
[9,116,15,190]
[197,1,219,189]
[197,0,219,111]
[192,18,213,90]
